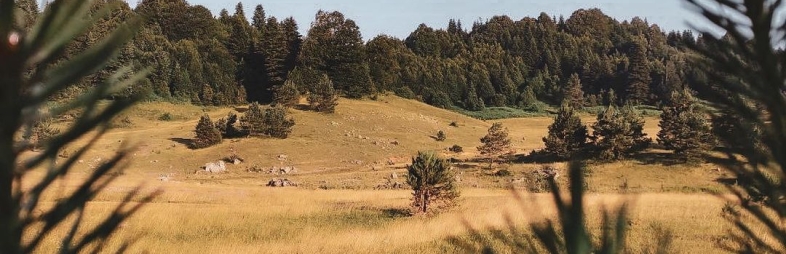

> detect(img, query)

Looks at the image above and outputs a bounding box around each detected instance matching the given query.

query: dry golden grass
[22,95,745,253]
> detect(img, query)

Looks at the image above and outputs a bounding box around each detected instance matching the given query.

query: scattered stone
[390,140,399,146]
[277,154,288,161]
[390,172,398,179]
[267,178,296,187]
[203,161,226,173]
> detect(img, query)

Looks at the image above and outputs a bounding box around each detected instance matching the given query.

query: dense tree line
[30,1,710,109]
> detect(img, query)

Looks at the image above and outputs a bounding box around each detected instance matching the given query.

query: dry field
[24,95,744,253]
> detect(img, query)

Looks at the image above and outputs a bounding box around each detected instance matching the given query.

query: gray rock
[204,161,226,173]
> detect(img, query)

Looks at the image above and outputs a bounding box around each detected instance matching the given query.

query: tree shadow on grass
[169,138,194,148]
[630,152,687,166]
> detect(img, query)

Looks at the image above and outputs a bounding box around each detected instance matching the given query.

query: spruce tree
[543,104,588,159]
[591,104,651,160]
[261,106,295,139]
[657,90,714,161]
[241,102,266,136]
[406,151,459,214]
[711,107,763,157]
[477,123,512,168]
[562,73,584,110]
[308,75,339,113]
[192,114,222,149]
[626,37,652,105]
[274,80,301,107]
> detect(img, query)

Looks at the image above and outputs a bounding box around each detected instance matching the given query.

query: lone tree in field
[436,130,446,141]
[591,104,651,160]
[262,106,295,138]
[308,74,339,113]
[192,114,222,149]
[241,102,265,136]
[406,151,459,214]
[274,80,300,108]
[477,123,512,168]
[657,89,714,161]
[543,104,588,159]
[1,1,159,252]
[711,106,764,159]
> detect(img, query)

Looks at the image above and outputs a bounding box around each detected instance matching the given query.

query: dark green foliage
[215,111,244,138]
[591,104,651,161]
[657,90,714,161]
[158,112,173,121]
[0,0,159,252]
[274,80,301,108]
[543,105,589,159]
[299,11,373,98]
[436,130,446,141]
[477,123,512,167]
[562,73,584,110]
[261,106,295,139]
[308,75,339,113]
[405,151,459,214]
[192,114,222,149]
[686,1,786,251]
[241,102,266,136]
[626,38,652,105]
[711,108,763,158]
[449,145,464,153]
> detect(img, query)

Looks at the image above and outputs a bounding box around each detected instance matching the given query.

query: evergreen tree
[274,80,300,107]
[657,90,714,161]
[711,108,763,158]
[626,37,652,105]
[406,151,459,214]
[281,17,302,80]
[562,73,584,109]
[192,114,222,149]
[591,104,650,160]
[477,123,512,168]
[299,11,373,98]
[215,111,244,138]
[241,102,266,136]
[225,2,252,60]
[261,106,295,139]
[263,16,287,87]
[543,104,588,159]
[308,74,339,113]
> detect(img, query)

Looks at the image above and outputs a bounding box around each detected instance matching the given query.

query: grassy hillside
[23,95,738,253]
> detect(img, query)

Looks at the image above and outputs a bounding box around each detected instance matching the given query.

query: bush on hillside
[274,80,301,108]
[657,90,714,161]
[308,74,339,113]
[261,106,295,139]
[192,114,222,149]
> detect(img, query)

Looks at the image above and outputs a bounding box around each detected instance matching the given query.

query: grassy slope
[24,95,738,253]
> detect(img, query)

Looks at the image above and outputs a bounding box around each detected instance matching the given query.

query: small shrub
[192,114,222,149]
[262,106,295,139]
[158,112,173,121]
[449,121,459,127]
[274,80,300,108]
[308,74,339,113]
[241,102,265,137]
[495,169,512,177]
[436,130,446,141]
[449,145,464,153]
[216,111,244,138]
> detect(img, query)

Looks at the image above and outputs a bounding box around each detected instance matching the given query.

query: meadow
[25,95,741,253]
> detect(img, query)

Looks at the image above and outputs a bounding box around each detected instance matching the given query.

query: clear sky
[130,0,715,40]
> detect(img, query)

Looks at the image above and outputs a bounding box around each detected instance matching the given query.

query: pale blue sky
[130,0,717,40]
